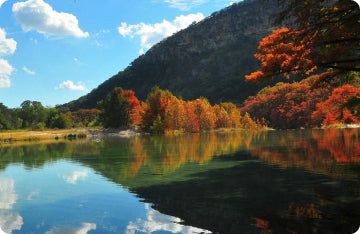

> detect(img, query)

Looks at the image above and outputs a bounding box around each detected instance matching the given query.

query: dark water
[0,129,359,233]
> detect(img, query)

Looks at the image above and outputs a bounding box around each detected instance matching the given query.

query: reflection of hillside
[129,161,360,234]
[247,129,360,178]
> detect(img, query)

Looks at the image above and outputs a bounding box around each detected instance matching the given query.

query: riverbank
[1,123,359,145]
[0,128,88,145]
[87,127,142,139]
[0,127,143,145]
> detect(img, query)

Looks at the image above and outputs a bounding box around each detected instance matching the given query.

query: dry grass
[0,128,88,145]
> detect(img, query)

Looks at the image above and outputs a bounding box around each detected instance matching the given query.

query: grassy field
[0,128,88,145]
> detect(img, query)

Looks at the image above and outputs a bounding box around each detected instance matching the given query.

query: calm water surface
[0,129,359,233]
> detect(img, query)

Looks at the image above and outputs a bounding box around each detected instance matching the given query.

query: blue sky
[0,0,239,108]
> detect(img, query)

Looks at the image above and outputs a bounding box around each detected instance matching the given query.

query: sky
[0,0,240,108]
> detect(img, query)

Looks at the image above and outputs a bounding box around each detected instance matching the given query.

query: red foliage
[241,82,330,128]
[120,90,141,125]
[312,128,360,163]
[312,84,360,125]
[245,28,316,83]
[246,1,360,84]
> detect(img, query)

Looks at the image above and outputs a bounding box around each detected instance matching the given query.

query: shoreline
[1,124,359,145]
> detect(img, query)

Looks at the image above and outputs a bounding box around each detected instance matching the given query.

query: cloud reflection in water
[45,222,96,234]
[126,203,211,234]
[62,170,89,185]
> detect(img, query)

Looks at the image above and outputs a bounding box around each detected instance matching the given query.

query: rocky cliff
[62,0,288,111]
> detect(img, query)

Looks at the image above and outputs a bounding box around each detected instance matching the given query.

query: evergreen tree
[100,87,130,128]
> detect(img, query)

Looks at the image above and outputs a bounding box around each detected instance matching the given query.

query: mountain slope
[62,0,287,111]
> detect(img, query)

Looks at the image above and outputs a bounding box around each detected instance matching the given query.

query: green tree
[18,100,49,129]
[47,108,74,129]
[0,103,22,130]
[100,87,130,128]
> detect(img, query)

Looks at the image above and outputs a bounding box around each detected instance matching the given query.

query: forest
[1,0,360,132]
[0,86,262,133]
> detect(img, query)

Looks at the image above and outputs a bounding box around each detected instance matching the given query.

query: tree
[47,108,74,129]
[140,87,173,132]
[246,0,360,85]
[100,87,131,128]
[18,100,49,129]
[241,80,330,128]
[164,96,186,131]
[312,84,360,125]
[0,103,22,130]
[120,90,141,125]
[68,109,101,127]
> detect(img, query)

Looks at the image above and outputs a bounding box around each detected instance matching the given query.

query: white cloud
[0,28,17,56]
[0,213,23,234]
[62,170,89,184]
[0,0,7,8]
[56,80,87,91]
[126,204,211,234]
[163,0,207,11]
[118,13,204,52]
[46,222,96,234]
[12,0,89,38]
[0,59,14,88]
[0,179,18,210]
[22,66,35,75]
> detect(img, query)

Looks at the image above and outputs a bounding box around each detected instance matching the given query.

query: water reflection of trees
[83,132,253,183]
[247,129,360,178]
[0,129,359,180]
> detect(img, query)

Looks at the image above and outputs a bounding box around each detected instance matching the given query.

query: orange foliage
[68,109,101,126]
[192,98,217,131]
[312,84,360,125]
[247,129,360,178]
[287,203,322,219]
[140,87,262,133]
[246,1,360,84]
[312,128,360,163]
[140,87,173,132]
[241,82,330,129]
[245,28,316,83]
[120,90,141,125]
[165,97,187,131]
[123,132,253,177]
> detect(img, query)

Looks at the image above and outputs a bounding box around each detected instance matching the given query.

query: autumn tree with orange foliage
[246,0,360,85]
[312,84,360,125]
[164,97,187,132]
[120,90,141,125]
[140,86,174,133]
[139,87,261,133]
[241,80,330,129]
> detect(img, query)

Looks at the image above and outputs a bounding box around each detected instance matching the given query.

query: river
[0,129,359,233]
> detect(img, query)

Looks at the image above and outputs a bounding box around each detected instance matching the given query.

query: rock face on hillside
[62,0,287,111]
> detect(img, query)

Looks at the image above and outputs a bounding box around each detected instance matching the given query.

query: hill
[61,0,289,111]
